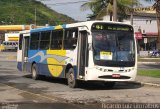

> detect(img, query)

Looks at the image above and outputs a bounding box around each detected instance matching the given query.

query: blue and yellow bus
[17,21,137,88]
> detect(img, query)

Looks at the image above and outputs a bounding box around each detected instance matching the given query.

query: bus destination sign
[92,23,133,32]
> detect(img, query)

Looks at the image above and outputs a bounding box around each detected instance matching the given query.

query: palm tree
[81,0,108,19]
[81,0,140,21]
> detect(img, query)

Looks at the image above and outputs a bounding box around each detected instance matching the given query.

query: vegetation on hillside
[0,0,75,26]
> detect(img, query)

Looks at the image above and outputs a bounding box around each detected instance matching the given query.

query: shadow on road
[23,74,142,90]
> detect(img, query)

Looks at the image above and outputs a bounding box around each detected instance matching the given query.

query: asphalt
[0,51,160,88]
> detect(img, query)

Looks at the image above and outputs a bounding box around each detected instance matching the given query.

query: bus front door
[22,36,29,71]
[77,30,88,79]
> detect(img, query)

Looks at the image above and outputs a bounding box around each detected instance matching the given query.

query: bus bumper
[84,67,137,82]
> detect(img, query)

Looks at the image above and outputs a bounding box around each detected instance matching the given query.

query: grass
[138,69,160,78]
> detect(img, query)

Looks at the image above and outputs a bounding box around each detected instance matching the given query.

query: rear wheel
[31,64,39,80]
[67,68,78,88]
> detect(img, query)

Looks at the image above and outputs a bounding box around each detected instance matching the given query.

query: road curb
[137,81,160,87]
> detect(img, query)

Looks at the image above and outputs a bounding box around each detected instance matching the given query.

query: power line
[46,0,88,6]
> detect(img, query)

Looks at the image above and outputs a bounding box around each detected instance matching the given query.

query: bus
[1,41,18,51]
[17,21,137,88]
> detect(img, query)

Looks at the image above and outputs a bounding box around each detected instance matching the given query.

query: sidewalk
[138,57,160,64]
[0,51,17,61]
[136,75,160,87]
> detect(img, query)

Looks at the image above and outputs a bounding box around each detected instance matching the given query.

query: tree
[81,0,140,21]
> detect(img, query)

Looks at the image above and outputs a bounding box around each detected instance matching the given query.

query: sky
[39,0,155,21]
[39,0,92,21]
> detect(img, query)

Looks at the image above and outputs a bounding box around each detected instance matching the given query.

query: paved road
[0,52,160,109]
[0,61,160,109]
[138,63,160,69]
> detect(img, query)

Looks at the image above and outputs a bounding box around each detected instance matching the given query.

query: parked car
[149,50,160,57]
[1,41,18,51]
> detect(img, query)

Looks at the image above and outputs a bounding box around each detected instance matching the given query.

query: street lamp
[35,8,37,25]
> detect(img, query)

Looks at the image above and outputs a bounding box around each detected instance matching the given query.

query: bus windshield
[92,23,135,67]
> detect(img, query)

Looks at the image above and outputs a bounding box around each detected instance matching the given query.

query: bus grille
[98,75,131,79]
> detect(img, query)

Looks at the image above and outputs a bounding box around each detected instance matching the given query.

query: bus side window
[39,31,51,50]
[30,32,40,50]
[3,42,6,45]
[7,42,9,46]
[64,28,78,50]
[51,30,63,50]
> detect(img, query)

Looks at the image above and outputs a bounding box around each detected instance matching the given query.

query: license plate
[112,74,121,78]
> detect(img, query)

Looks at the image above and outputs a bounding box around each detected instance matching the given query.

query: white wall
[124,16,158,33]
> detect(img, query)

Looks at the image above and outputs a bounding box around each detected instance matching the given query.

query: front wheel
[31,64,39,80]
[67,68,78,88]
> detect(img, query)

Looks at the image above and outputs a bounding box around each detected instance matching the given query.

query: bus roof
[22,20,132,33]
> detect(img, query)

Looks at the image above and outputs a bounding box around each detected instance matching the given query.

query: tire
[104,82,115,88]
[31,64,39,80]
[66,68,78,88]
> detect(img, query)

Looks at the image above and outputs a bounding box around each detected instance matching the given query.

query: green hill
[0,0,75,25]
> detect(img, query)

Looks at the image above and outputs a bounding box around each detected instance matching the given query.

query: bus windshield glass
[92,23,135,67]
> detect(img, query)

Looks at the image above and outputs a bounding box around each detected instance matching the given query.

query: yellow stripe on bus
[47,50,66,77]
[55,25,63,30]
[8,37,19,41]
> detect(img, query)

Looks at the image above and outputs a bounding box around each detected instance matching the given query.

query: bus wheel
[104,82,115,88]
[67,68,77,88]
[31,64,39,80]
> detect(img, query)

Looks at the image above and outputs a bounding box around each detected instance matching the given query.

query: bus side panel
[36,63,52,77]
[17,50,22,71]
[27,50,78,78]
[27,50,67,78]
[28,50,42,63]
[25,62,32,73]
[17,62,22,71]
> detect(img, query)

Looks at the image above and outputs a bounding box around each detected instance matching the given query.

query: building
[102,9,158,52]
[126,12,158,52]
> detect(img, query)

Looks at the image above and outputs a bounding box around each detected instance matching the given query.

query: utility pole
[130,0,133,25]
[155,0,160,50]
[35,8,37,25]
[113,0,117,21]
